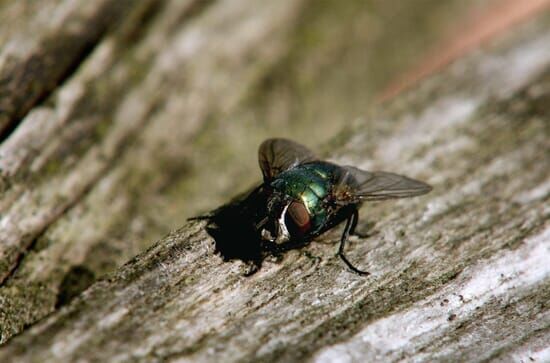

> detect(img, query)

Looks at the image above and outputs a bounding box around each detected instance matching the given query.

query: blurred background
[160,0,477,217]
[158,0,540,224]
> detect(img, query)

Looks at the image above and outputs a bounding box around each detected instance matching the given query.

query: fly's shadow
[191,186,268,272]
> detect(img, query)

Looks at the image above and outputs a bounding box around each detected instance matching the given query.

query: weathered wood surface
[0,0,475,346]
[0,8,548,362]
[0,0,306,342]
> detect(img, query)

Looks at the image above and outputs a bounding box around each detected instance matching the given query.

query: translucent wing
[258,138,318,181]
[335,166,432,202]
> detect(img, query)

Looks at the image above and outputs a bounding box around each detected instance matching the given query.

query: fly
[194,138,432,276]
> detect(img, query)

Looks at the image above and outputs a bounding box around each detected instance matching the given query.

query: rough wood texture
[0,0,475,345]
[0,0,141,135]
[0,0,306,342]
[0,10,548,362]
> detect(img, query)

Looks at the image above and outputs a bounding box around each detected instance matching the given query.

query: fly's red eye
[288,202,309,226]
[285,201,311,236]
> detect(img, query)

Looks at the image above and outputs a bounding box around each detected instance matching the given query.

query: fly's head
[259,190,312,246]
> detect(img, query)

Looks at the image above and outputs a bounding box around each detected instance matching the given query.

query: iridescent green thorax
[270,162,340,234]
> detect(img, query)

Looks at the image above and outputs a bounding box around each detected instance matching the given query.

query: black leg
[188,214,212,221]
[338,209,370,276]
[349,218,375,238]
[348,207,358,234]
[241,260,261,276]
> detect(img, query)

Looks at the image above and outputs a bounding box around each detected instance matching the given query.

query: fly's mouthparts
[261,228,275,242]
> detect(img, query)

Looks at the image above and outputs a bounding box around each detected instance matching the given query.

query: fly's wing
[334,166,432,203]
[258,138,318,181]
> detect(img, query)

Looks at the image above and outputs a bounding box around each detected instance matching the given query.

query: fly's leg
[338,209,370,276]
[241,260,261,276]
[349,217,376,239]
[187,214,212,222]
